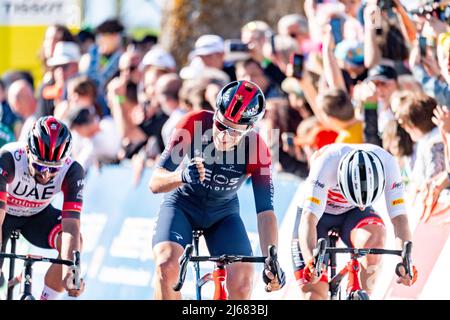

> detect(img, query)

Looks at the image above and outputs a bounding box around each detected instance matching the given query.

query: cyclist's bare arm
[257,210,278,256]
[61,218,82,261]
[298,210,319,263]
[391,214,412,249]
[149,167,184,194]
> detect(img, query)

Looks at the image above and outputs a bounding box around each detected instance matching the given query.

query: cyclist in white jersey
[0,116,85,299]
[291,143,418,300]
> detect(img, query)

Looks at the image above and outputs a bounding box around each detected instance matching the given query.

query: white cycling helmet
[337,149,385,209]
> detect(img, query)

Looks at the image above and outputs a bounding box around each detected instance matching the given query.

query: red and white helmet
[27,116,72,166]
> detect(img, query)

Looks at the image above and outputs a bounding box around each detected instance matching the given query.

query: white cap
[141,46,176,71]
[179,56,205,80]
[47,42,81,67]
[192,35,224,56]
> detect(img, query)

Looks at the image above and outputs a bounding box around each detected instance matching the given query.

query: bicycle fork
[213,265,227,300]
[329,254,362,299]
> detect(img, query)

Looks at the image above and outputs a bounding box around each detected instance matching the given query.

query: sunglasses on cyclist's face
[31,162,61,174]
[213,115,251,136]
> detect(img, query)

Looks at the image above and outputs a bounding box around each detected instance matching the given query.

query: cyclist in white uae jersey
[0,116,85,299]
[291,143,417,300]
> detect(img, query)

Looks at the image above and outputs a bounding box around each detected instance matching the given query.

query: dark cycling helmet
[337,149,385,209]
[216,80,266,126]
[27,116,72,165]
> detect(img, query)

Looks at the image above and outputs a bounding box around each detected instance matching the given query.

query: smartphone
[224,39,249,53]
[418,36,427,58]
[329,17,343,44]
[291,53,304,79]
[282,132,295,148]
[270,33,276,55]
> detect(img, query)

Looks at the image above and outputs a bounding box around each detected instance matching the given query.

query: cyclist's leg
[152,203,193,300]
[291,207,330,300]
[20,205,68,299]
[203,213,253,300]
[340,207,386,295]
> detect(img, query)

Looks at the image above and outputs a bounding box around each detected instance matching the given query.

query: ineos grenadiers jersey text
[157,110,274,213]
[302,143,406,219]
[0,142,84,218]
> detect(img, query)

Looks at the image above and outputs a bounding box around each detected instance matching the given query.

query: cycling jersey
[0,142,84,219]
[157,110,274,213]
[301,143,406,220]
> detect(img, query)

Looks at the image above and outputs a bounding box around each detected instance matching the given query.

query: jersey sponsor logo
[76,189,83,200]
[310,179,325,189]
[7,194,50,208]
[171,231,184,241]
[392,198,404,206]
[77,179,85,188]
[220,165,242,174]
[391,181,403,190]
[63,202,82,212]
[306,196,321,205]
[327,189,348,204]
[12,182,56,200]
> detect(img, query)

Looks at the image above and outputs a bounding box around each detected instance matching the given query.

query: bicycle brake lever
[267,245,279,278]
[395,241,413,279]
[71,251,81,290]
[313,238,327,277]
[173,244,193,291]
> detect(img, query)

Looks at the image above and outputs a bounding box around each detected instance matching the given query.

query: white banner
[0,0,80,26]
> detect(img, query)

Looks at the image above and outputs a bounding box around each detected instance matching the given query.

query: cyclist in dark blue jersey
[150,80,285,299]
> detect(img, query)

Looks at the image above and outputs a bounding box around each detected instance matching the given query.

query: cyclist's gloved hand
[396,263,418,286]
[62,268,85,298]
[262,258,286,292]
[181,157,205,184]
[302,258,324,285]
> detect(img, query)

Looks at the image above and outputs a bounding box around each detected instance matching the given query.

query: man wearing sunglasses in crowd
[0,116,85,299]
[149,80,285,299]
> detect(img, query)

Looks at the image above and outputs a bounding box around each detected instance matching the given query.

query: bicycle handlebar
[0,250,82,290]
[313,238,413,279]
[173,244,278,292]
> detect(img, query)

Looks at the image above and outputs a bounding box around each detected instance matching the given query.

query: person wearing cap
[83,18,124,91]
[367,64,400,138]
[39,41,81,116]
[192,34,237,81]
